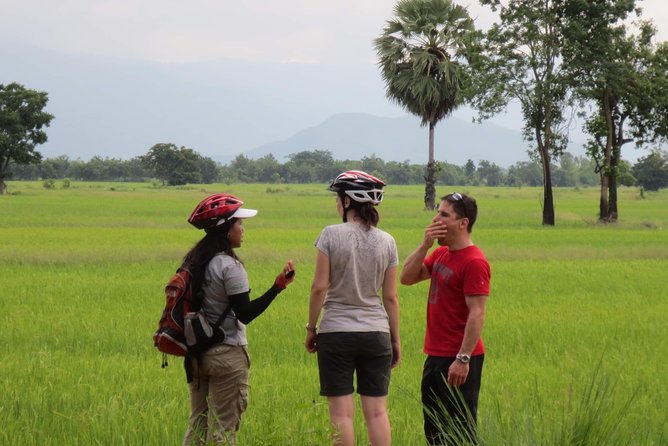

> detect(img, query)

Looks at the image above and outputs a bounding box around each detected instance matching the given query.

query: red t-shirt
[423,245,491,357]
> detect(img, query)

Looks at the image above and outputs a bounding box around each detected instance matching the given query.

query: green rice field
[1,181,667,445]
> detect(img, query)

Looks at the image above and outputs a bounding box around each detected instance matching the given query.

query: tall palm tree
[375,0,475,209]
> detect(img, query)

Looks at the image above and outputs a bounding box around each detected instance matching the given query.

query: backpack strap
[185,261,234,331]
[211,301,234,331]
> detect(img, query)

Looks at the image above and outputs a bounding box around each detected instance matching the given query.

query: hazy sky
[2,0,666,65]
[2,0,666,163]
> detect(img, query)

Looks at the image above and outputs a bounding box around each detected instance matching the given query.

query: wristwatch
[305,324,317,333]
[456,353,471,364]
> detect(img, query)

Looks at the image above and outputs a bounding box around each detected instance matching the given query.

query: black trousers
[421,354,484,445]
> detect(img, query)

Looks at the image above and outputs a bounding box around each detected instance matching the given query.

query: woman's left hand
[391,340,401,368]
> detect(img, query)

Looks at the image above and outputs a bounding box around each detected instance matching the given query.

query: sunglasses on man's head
[448,192,467,219]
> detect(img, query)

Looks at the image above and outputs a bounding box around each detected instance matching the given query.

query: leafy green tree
[561,2,668,221]
[464,159,476,182]
[141,143,202,185]
[616,159,636,187]
[218,164,239,185]
[126,156,151,182]
[69,158,102,181]
[197,155,219,184]
[228,154,257,183]
[39,161,57,180]
[361,154,386,179]
[284,150,339,183]
[173,148,203,185]
[141,143,180,184]
[338,159,359,171]
[437,161,467,185]
[476,159,505,186]
[102,157,128,181]
[70,156,113,181]
[375,0,476,209]
[0,83,54,194]
[553,152,578,187]
[576,157,601,187]
[633,149,668,191]
[42,155,70,179]
[255,154,282,183]
[507,161,543,187]
[89,156,112,180]
[384,160,422,184]
[548,153,620,188]
[472,0,570,225]
[7,160,40,179]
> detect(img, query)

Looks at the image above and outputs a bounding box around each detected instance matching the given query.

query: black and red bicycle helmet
[328,170,386,205]
[187,193,257,229]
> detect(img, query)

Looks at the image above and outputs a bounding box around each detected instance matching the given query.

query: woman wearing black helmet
[182,193,295,446]
[305,171,400,446]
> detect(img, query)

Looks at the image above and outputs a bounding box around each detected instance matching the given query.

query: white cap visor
[230,207,258,219]
[214,207,258,226]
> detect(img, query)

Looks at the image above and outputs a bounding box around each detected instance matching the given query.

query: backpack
[153,267,232,368]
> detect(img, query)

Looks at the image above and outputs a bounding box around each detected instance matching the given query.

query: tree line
[8,145,668,191]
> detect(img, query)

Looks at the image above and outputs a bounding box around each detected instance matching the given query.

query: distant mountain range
[247,112,542,166]
[1,44,596,167]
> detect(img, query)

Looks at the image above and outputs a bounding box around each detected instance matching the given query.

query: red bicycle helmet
[187,193,257,229]
[328,170,386,205]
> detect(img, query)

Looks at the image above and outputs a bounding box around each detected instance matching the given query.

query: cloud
[2,0,666,64]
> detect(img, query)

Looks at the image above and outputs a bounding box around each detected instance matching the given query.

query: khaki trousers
[183,344,250,446]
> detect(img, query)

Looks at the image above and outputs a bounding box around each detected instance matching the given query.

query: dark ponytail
[338,192,380,228]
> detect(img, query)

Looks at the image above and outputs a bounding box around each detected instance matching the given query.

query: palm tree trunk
[424,122,437,210]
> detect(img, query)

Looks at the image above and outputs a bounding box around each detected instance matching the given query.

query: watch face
[457,354,471,363]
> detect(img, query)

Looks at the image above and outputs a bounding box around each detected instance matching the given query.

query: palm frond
[374,0,477,124]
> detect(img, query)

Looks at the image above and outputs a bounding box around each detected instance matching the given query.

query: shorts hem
[320,390,354,397]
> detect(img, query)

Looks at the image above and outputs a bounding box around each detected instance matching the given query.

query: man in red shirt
[401,193,491,445]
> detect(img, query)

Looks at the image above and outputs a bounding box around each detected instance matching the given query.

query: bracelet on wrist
[305,324,317,333]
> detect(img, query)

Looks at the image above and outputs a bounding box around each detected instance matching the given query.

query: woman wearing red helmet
[305,171,400,446]
[182,193,295,446]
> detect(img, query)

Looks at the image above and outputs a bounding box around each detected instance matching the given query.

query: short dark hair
[442,193,478,233]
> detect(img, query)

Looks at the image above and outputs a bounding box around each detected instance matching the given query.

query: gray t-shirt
[315,222,399,333]
[200,253,248,346]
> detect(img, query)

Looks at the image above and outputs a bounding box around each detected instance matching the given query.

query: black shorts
[316,331,392,397]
